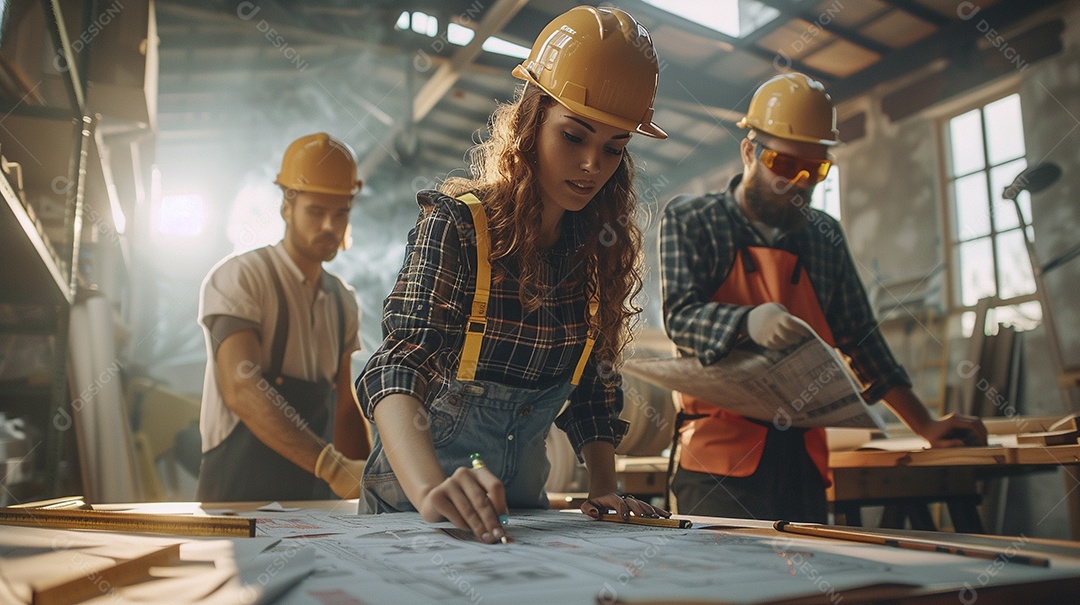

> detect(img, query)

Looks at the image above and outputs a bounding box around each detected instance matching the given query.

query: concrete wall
[1023,6,1080,374]
[828,3,1080,537]
[832,3,1080,402]
[835,102,944,291]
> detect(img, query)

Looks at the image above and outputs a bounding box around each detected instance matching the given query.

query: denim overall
[359,194,597,513]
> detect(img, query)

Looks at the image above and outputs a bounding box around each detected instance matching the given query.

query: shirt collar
[270,241,331,292]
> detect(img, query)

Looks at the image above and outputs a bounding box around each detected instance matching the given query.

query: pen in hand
[470,453,510,544]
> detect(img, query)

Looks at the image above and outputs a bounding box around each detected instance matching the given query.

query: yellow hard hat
[737,73,839,146]
[512,5,667,139]
[274,133,363,196]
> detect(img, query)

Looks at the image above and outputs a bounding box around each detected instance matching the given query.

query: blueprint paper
[624,320,887,430]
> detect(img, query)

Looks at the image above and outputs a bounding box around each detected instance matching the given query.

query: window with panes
[944,93,1041,332]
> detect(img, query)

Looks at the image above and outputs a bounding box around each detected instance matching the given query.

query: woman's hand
[418,465,509,544]
[373,396,508,544]
[580,492,671,520]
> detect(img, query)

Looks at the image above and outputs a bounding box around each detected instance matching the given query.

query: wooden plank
[985,415,1062,434]
[829,467,978,501]
[1016,429,1080,446]
[32,544,181,605]
[830,446,1014,468]
[1011,444,1080,465]
[958,298,991,416]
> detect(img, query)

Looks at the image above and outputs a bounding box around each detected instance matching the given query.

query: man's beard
[318,242,340,262]
[310,235,341,262]
[744,172,813,233]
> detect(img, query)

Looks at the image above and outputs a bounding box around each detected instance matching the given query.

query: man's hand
[746,303,813,350]
[315,443,365,498]
[918,413,989,448]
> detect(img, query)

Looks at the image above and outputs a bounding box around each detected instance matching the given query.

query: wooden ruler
[0,507,256,537]
[32,544,182,605]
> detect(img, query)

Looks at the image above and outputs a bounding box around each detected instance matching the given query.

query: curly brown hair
[440,84,644,378]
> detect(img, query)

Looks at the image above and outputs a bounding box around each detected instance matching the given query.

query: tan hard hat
[737,73,839,146]
[275,133,363,196]
[512,5,667,139]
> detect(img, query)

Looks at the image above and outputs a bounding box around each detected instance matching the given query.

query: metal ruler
[0,507,256,537]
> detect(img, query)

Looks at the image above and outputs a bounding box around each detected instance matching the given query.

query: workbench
[608,418,1080,539]
[828,438,1080,538]
[3,499,1080,604]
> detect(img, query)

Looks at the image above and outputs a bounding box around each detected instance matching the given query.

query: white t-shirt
[197,241,361,451]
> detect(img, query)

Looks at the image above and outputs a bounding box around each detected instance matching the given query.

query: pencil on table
[773,521,1050,567]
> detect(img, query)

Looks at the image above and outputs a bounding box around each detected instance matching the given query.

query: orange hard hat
[275,133,363,196]
[513,5,667,139]
[737,73,839,146]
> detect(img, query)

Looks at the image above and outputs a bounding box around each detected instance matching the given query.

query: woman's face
[534,104,630,214]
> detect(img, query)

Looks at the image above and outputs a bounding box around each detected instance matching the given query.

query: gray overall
[197,248,342,502]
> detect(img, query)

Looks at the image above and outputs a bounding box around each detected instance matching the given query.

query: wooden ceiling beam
[830,0,1064,101]
[358,0,529,177]
[878,0,953,28]
[757,0,893,56]
[410,0,527,122]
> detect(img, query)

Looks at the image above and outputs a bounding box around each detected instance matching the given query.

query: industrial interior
[2,0,1080,602]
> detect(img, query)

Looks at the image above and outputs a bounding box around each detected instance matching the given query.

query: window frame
[810,164,841,223]
[939,90,1039,319]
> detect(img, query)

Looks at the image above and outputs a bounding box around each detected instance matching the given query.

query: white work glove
[746,303,813,350]
[315,443,364,499]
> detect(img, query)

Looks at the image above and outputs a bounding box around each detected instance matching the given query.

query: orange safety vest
[677,244,835,487]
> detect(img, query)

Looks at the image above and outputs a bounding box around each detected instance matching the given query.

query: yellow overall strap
[455,191,598,386]
[570,290,600,386]
[456,193,490,382]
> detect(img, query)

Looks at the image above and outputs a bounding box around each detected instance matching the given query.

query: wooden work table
[829,441,1080,468]
[828,419,1080,538]
[3,499,1080,604]
[605,416,1080,540]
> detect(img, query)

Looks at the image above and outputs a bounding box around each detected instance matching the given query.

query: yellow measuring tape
[0,507,256,537]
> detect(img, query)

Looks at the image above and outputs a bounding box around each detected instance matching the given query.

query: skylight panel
[640,0,780,38]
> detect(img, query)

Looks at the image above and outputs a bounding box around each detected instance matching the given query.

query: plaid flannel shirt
[357,190,628,454]
[659,175,910,403]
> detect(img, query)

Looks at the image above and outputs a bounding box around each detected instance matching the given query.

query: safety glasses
[753,141,832,185]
